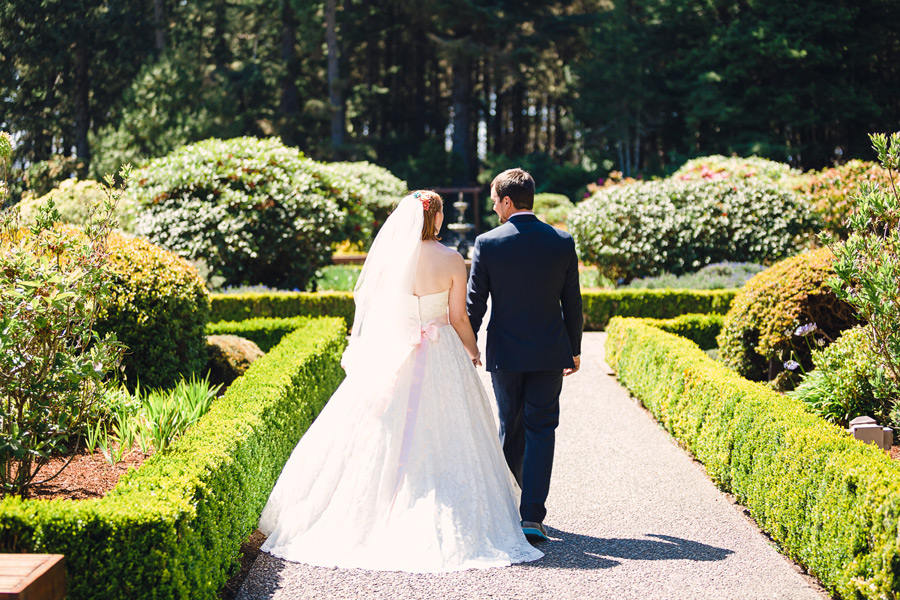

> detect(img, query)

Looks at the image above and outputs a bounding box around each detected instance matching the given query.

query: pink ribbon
[388,320,442,517]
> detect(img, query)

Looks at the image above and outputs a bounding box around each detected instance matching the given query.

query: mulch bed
[21,444,267,599]
[24,447,150,500]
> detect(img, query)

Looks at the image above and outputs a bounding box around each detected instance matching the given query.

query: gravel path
[237,332,830,600]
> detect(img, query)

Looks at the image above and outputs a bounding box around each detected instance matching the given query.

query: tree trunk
[511,82,526,156]
[279,0,299,141]
[154,0,166,52]
[73,42,90,176]
[326,0,344,153]
[451,55,472,183]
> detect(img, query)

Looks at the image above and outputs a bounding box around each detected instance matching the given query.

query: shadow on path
[524,529,735,570]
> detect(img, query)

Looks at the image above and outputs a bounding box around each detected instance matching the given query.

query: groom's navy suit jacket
[467,214,583,372]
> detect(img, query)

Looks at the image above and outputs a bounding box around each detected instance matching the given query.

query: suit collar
[507,213,538,224]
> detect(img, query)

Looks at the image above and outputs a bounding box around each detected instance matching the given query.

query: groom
[466,168,583,541]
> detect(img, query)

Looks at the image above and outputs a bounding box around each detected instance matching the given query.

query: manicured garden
[2,125,900,600]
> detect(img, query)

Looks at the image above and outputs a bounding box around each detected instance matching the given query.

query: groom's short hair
[492,168,535,210]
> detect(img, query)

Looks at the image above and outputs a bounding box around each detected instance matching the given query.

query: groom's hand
[564,356,580,376]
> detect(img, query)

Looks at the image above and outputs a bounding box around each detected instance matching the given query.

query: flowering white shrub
[568,178,816,281]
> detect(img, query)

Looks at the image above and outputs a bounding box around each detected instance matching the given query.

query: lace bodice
[416,289,449,323]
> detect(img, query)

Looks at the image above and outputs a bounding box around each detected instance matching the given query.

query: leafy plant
[569,178,816,281]
[578,265,616,289]
[98,232,210,390]
[827,132,900,411]
[716,247,859,390]
[320,161,407,240]
[0,132,129,496]
[130,137,375,290]
[533,193,576,227]
[16,179,138,233]
[788,326,896,427]
[672,155,800,184]
[85,374,223,464]
[311,265,363,292]
[626,262,766,290]
[794,159,893,239]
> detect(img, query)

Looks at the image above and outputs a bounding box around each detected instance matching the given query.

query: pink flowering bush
[672,155,798,184]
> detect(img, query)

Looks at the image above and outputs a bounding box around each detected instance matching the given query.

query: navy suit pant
[491,369,563,524]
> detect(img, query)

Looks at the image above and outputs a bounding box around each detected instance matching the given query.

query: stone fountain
[446,193,475,257]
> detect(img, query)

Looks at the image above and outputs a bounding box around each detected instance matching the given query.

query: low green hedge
[582,289,736,330]
[637,313,724,350]
[211,289,737,332]
[606,317,900,599]
[207,316,318,352]
[0,317,347,600]
[210,291,355,330]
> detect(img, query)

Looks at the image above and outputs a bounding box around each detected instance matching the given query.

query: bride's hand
[471,352,482,367]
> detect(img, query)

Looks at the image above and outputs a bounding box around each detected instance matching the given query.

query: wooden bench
[0,554,65,600]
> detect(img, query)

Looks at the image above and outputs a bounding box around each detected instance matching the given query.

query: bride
[258,190,543,573]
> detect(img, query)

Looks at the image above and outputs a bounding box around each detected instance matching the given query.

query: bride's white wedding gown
[259,289,543,572]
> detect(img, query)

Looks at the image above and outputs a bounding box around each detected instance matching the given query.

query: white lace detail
[258,289,543,572]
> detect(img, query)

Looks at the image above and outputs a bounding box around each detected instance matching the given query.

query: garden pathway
[236,331,829,600]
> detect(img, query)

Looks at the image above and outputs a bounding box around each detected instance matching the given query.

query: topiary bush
[533,193,575,227]
[16,179,137,232]
[788,326,896,428]
[130,137,371,290]
[568,178,815,281]
[717,247,859,390]
[672,155,799,184]
[794,159,893,239]
[98,232,211,389]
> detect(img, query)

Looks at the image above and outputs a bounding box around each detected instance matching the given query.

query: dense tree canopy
[2,0,898,200]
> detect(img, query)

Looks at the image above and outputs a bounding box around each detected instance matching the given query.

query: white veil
[341,194,424,385]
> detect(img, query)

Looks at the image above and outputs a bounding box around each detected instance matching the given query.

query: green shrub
[0,317,347,600]
[607,317,900,600]
[533,193,575,227]
[206,316,317,352]
[582,289,736,330]
[0,174,126,496]
[788,326,896,427]
[794,159,893,239]
[626,262,766,290]
[99,232,211,390]
[16,179,137,232]
[568,178,815,281]
[320,161,407,238]
[209,291,355,330]
[637,314,724,350]
[130,137,370,290]
[208,289,735,333]
[579,265,616,289]
[828,133,900,416]
[717,247,859,390]
[312,264,363,292]
[672,155,799,183]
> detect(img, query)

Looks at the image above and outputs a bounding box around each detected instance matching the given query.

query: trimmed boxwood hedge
[210,289,738,332]
[606,317,900,599]
[637,313,724,350]
[0,317,347,600]
[581,289,736,330]
[210,291,355,329]
[206,316,317,352]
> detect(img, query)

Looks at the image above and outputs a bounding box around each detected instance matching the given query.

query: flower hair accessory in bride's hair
[413,191,430,211]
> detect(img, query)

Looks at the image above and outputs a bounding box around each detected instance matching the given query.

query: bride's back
[414,241,458,297]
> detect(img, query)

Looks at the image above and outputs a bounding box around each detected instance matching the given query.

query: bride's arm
[448,254,482,365]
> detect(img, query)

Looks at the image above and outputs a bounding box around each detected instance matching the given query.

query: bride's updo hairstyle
[413,190,443,241]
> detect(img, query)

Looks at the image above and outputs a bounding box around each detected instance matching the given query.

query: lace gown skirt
[258,290,543,572]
